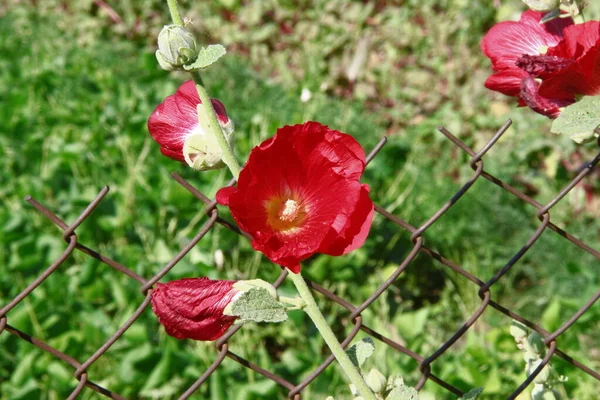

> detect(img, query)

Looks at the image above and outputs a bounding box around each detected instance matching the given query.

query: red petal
[160,146,186,163]
[520,76,573,118]
[484,68,529,98]
[481,11,572,70]
[540,22,600,98]
[151,278,238,341]
[216,186,236,206]
[547,21,600,59]
[321,184,374,256]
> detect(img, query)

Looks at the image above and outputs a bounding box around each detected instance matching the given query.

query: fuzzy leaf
[386,385,419,400]
[229,288,287,323]
[459,388,484,400]
[346,337,375,368]
[551,96,600,143]
[184,44,226,70]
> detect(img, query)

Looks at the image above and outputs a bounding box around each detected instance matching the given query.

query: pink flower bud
[147,80,232,165]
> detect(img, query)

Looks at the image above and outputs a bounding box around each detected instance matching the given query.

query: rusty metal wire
[1,120,599,399]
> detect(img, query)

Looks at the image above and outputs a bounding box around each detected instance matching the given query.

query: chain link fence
[1,120,599,399]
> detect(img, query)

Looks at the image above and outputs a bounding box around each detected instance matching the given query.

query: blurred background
[1,0,600,399]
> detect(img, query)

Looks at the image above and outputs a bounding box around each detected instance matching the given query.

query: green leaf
[229,288,288,323]
[346,337,375,368]
[459,387,484,400]
[386,385,419,400]
[184,44,226,70]
[551,96,600,143]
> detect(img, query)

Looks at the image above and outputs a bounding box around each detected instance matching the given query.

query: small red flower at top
[481,10,575,117]
[148,80,231,163]
[151,277,239,341]
[216,122,374,274]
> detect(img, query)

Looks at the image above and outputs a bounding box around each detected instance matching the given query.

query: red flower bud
[151,277,239,341]
[147,80,232,164]
[216,122,374,274]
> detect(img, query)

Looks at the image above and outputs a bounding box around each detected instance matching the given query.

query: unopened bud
[525,332,546,357]
[156,25,198,70]
[532,385,559,400]
[510,320,528,341]
[365,368,387,394]
[533,363,552,385]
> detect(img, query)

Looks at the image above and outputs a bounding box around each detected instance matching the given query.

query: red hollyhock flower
[216,122,374,274]
[148,80,230,162]
[481,11,574,117]
[151,277,239,341]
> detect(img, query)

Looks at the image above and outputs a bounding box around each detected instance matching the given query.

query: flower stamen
[279,199,300,222]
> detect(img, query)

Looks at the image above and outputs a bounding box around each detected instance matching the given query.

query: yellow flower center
[265,194,307,233]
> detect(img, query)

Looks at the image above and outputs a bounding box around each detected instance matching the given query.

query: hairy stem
[287,270,376,400]
[166,0,183,26]
[190,72,242,178]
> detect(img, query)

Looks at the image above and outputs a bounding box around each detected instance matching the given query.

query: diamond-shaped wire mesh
[1,121,599,399]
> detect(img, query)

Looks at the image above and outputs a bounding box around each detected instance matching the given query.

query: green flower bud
[532,385,559,400]
[533,364,552,385]
[521,0,560,11]
[156,25,198,71]
[365,368,387,394]
[525,332,546,357]
[509,320,528,341]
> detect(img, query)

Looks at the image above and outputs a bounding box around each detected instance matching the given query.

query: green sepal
[227,288,288,324]
[459,388,484,400]
[551,96,600,144]
[346,337,375,369]
[183,133,226,171]
[184,44,227,70]
[385,385,419,400]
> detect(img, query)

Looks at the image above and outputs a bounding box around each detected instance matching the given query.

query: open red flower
[216,122,374,274]
[481,11,575,117]
[148,80,231,162]
[151,277,239,341]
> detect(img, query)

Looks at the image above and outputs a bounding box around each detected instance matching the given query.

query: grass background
[1,0,600,399]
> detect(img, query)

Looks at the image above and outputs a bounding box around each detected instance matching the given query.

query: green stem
[287,270,377,400]
[166,0,184,26]
[191,72,242,178]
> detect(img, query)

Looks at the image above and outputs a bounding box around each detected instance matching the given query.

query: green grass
[1,1,600,399]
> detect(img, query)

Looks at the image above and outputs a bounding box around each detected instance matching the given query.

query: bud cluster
[509,321,568,400]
